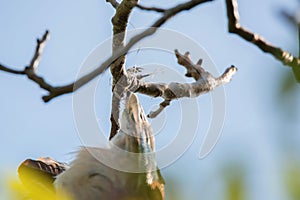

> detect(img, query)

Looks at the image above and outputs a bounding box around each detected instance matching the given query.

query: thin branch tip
[106,0,120,8]
[136,4,166,13]
[41,30,50,42]
[220,65,238,83]
[197,59,203,65]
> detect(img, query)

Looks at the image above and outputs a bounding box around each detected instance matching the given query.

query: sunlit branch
[131,50,237,118]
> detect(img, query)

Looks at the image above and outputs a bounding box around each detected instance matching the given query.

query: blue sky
[1,0,300,199]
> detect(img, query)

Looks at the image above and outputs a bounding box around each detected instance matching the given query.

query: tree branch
[0,30,60,95]
[28,30,49,70]
[106,0,120,8]
[226,0,300,81]
[111,0,137,83]
[1,0,213,102]
[0,64,25,75]
[109,0,139,139]
[129,50,237,118]
[106,0,213,138]
[136,4,166,13]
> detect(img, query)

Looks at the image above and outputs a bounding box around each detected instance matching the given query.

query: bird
[17,93,165,200]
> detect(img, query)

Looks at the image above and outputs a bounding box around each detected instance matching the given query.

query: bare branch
[0,30,61,97]
[107,0,213,127]
[106,0,120,8]
[1,0,213,103]
[28,30,49,70]
[226,0,300,68]
[110,0,138,88]
[108,0,212,138]
[147,100,170,118]
[0,31,76,102]
[175,49,209,80]
[0,63,25,75]
[46,0,214,102]
[109,0,139,139]
[131,50,237,117]
[0,30,49,74]
[136,4,166,13]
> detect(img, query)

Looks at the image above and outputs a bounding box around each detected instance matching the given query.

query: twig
[106,0,120,8]
[226,0,300,69]
[107,0,165,13]
[175,50,208,80]
[0,64,25,74]
[147,100,170,118]
[280,10,298,26]
[28,30,49,70]
[136,4,166,13]
[0,30,59,95]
